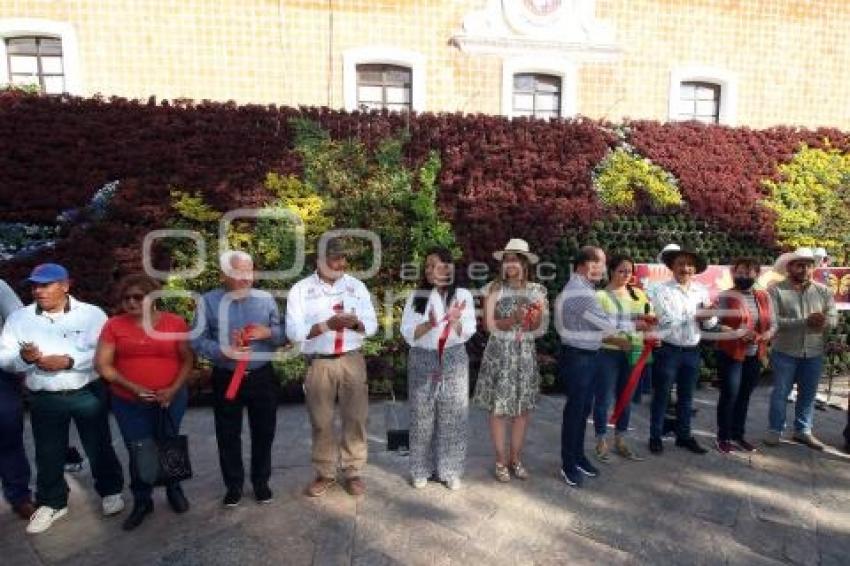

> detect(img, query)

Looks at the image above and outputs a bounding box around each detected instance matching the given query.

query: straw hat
[493,238,539,264]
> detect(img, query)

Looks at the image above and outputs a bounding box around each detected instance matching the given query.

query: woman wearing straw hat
[474,239,548,482]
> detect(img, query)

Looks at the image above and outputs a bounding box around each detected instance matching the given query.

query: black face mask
[734,276,755,290]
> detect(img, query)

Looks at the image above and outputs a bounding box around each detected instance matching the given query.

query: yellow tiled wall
[2,0,849,128]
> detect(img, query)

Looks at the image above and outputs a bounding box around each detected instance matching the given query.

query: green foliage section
[162,118,458,389]
[762,143,850,263]
[594,147,683,212]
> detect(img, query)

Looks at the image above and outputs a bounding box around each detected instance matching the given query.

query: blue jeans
[650,344,701,440]
[768,351,822,435]
[0,372,31,506]
[593,349,631,437]
[560,345,597,472]
[716,351,762,441]
[632,364,653,403]
[112,387,188,502]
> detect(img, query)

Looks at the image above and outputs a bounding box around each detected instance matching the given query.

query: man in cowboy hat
[286,236,377,497]
[648,246,716,455]
[0,264,125,534]
[765,247,837,449]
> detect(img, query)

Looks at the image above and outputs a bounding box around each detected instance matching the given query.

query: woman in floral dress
[474,239,548,482]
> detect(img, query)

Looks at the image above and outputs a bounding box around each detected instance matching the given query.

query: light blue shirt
[557,274,622,351]
[191,288,286,370]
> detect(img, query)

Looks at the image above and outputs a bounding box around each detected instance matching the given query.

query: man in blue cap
[0,277,34,520]
[0,263,124,534]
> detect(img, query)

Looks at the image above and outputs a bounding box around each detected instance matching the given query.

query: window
[5,36,64,94]
[668,67,737,126]
[512,73,561,119]
[356,64,411,112]
[343,47,425,112]
[678,81,720,124]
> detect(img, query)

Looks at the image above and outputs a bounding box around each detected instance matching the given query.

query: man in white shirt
[0,264,124,534]
[286,239,378,497]
[648,248,717,455]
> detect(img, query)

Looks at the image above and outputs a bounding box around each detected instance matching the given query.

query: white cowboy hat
[493,238,539,264]
[659,244,708,274]
[656,243,681,264]
[813,247,828,260]
[773,247,816,276]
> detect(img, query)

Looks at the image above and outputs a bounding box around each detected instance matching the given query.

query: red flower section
[628,121,850,244]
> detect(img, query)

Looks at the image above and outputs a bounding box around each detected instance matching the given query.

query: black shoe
[560,467,584,488]
[223,487,242,507]
[576,458,599,478]
[649,438,663,454]
[166,485,190,514]
[254,484,273,504]
[122,499,153,531]
[676,437,708,454]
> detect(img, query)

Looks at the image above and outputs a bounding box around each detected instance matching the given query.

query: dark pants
[29,381,124,509]
[211,364,278,491]
[560,345,598,472]
[844,397,850,448]
[112,387,188,502]
[0,372,31,506]
[715,351,761,441]
[593,349,631,436]
[650,344,701,441]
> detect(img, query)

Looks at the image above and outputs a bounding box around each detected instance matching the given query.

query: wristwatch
[66,356,75,370]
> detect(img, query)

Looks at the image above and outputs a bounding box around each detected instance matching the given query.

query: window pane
[357,85,383,103]
[536,93,560,112]
[513,93,535,111]
[11,74,39,86]
[696,100,718,116]
[357,67,384,84]
[696,84,719,100]
[39,38,62,56]
[40,56,64,74]
[679,83,695,100]
[384,68,411,85]
[43,75,65,94]
[677,99,696,115]
[6,37,37,55]
[513,74,536,91]
[535,75,561,93]
[9,55,38,74]
[385,103,409,113]
[385,86,410,104]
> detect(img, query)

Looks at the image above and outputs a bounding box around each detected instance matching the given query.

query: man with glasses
[765,248,837,449]
[0,263,124,534]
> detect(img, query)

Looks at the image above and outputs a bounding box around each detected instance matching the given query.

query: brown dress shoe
[304,477,336,498]
[13,499,36,520]
[344,477,366,497]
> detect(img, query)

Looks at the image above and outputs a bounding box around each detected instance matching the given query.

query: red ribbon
[609,338,657,425]
[225,324,255,401]
[332,303,344,355]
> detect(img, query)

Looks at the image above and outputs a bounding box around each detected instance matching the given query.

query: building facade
[1,0,849,129]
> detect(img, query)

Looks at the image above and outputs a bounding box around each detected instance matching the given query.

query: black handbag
[153,409,192,486]
[128,409,192,486]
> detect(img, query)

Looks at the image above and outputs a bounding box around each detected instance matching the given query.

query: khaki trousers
[304,352,368,479]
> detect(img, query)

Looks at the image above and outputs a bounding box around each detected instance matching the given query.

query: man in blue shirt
[192,251,286,507]
[0,278,33,521]
[556,247,630,488]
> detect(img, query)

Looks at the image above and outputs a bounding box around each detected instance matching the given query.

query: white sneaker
[445,478,462,491]
[102,493,125,516]
[411,477,428,489]
[26,506,68,534]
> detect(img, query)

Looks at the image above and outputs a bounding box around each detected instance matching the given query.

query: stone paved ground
[1,382,849,566]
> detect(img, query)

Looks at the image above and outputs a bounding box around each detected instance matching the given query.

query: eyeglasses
[122,293,146,303]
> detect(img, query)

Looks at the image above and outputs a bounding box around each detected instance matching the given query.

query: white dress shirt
[650,279,717,347]
[0,296,107,391]
[285,273,378,354]
[400,288,477,350]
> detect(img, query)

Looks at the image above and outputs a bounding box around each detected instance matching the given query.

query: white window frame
[0,18,81,95]
[668,66,737,126]
[343,46,425,112]
[502,56,577,119]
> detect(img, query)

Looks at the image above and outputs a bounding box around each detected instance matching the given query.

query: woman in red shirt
[95,274,193,531]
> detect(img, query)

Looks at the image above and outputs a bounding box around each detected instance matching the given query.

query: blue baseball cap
[27,263,70,284]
